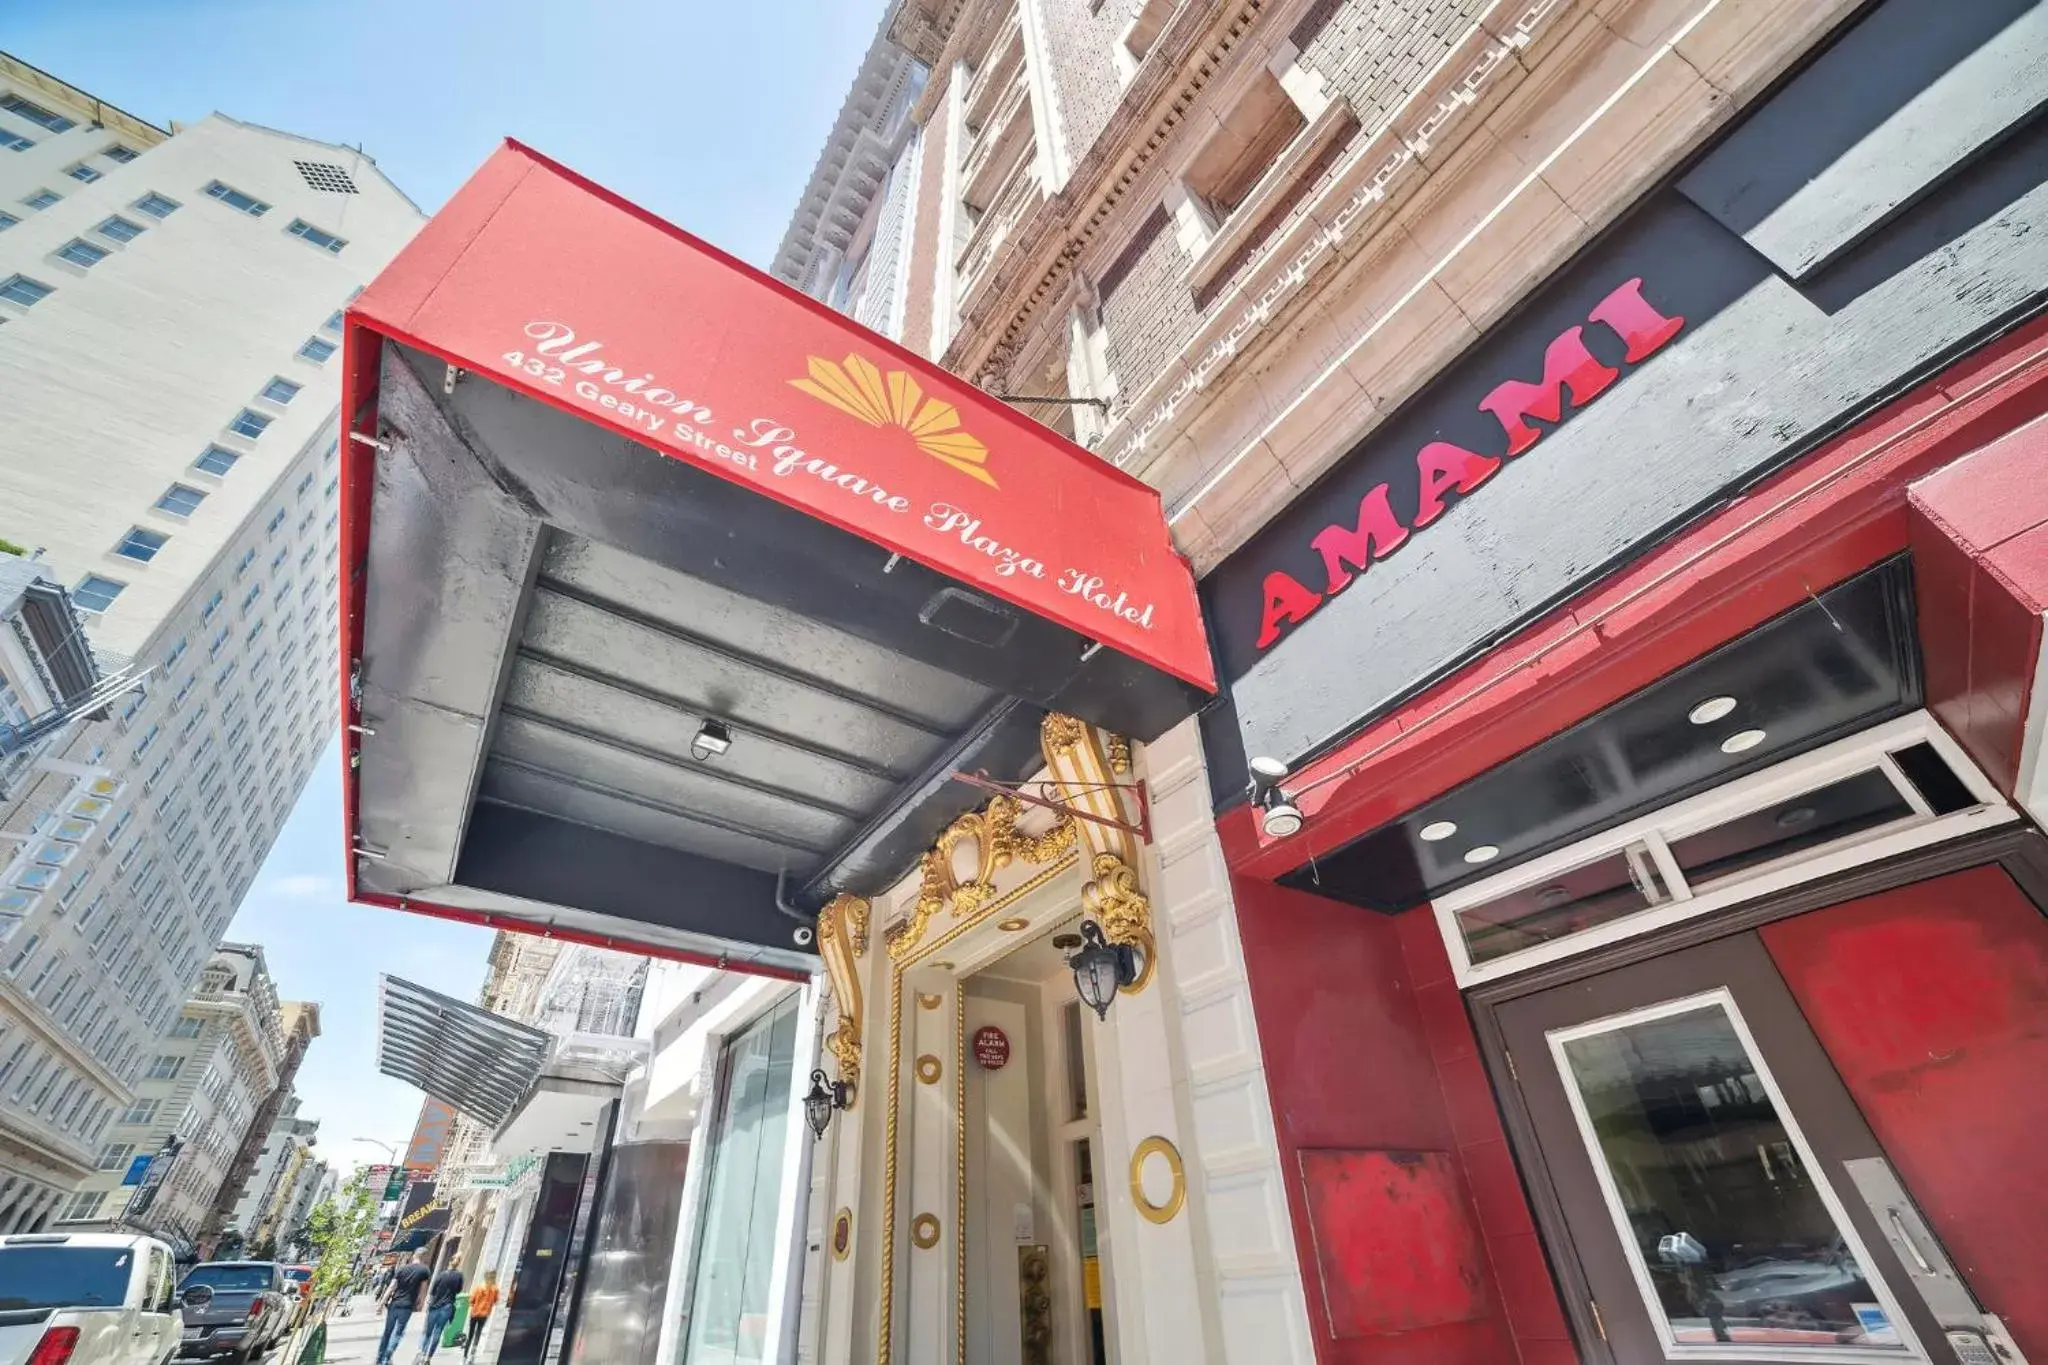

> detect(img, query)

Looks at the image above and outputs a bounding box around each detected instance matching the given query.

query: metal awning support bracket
[949,769,1152,844]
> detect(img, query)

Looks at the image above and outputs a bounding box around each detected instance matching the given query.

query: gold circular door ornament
[911,1213,942,1249]
[915,1054,943,1085]
[916,992,944,1011]
[831,1207,853,1261]
[1129,1136,1186,1225]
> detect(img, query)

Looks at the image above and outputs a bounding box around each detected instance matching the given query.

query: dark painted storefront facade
[1199,3,2048,1362]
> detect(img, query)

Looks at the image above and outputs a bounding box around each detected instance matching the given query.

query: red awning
[335,142,1212,972]
[347,141,1211,688]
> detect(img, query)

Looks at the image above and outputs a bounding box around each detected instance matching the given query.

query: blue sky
[8,0,887,1165]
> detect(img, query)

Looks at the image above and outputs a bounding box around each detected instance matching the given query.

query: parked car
[0,1231,181,1365]
[173,1264,291,1364]
[274,1271,312,1331]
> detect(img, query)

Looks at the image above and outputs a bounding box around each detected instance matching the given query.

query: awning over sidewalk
[339,142,1213,975]
[374,975,551,1127]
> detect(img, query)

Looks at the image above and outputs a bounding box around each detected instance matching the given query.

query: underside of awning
[374,975,551,1127]
[339,142,1214,976]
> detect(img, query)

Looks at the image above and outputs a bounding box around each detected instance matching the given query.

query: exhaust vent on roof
[294,160,359,195]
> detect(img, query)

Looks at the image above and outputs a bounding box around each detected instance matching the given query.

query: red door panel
[1761,864,2048,1356]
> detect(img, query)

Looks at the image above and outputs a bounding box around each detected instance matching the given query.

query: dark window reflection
[1558,1003,1906,1350]
[1667,770,1911,887]
[1455,849,1656,964]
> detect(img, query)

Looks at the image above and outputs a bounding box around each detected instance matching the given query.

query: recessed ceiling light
[1776,806,1817,828]
[1536,885,1571,906]
[1721,728,1767,754]
[1463,845,1500,864]
[1419,820,1458,842]
[1689,696,1737,725]
[996,917,1029,932]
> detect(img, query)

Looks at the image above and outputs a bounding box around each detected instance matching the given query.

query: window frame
[114,527,170,563]
[285,218,347,254]
[1,94,76,133]
[154,484,208,519]
[0,273,55,307]
[96,215,146,243]
[204,180,271,216]
[72,575,127,615]
[55,237,110,269]
[133,192,180,220]
[195,446,240,477]
[1434,713,2017,987]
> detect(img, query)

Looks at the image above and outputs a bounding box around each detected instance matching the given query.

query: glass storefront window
[679,993,799,1365]
[1552,995,1909,1353]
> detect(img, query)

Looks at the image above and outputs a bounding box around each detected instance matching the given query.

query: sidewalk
[298,1296,497,1365]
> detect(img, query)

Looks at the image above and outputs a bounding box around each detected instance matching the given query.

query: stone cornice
[1112,0,1576,476]
[938,0,1273,383]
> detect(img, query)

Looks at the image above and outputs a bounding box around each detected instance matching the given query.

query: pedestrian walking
[419,1261,465,1359]
[463,1272,500,1359]
[375,1252,431,1365]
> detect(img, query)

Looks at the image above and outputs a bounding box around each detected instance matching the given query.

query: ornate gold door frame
[843,713,1154,1365]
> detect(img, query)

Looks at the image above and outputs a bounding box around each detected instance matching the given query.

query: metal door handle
[1888,1207,1934,1274]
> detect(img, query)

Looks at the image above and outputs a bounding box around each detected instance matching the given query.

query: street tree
[304,1168,380,1304]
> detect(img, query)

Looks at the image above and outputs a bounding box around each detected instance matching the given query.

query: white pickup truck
[0,1232,182,1365]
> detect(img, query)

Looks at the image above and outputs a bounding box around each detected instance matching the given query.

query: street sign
[384,1171,407,1201]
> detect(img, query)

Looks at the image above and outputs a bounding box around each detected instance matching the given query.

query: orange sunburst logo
[789,354,998,488]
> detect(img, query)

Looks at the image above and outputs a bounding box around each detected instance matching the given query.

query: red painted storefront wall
[1220,297,2048,1365]
[1909,410,2048,794]
[1761,866,2048,1357]
[1232,877,1576,1365]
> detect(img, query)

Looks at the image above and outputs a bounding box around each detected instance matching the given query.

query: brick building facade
[801,2,2048,1364]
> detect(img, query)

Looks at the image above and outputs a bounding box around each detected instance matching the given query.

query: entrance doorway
[1486,849,2048,1364]
[962,920,1115,1365]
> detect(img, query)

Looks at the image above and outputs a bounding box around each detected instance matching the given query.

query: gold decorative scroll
[888,794,1075,962]
[1042,715,1154,983]
[817,893,869,1097]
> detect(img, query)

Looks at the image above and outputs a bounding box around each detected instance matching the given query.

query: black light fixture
[803,1068,854,1140]
[690,718,733,762]
[1066,919,1139,1021]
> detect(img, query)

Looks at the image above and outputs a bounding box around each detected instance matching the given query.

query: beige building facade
[777,2,1897,1363]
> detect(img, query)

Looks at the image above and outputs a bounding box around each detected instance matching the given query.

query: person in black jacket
[420,1263,465,1359]
[375,1252,431,1365]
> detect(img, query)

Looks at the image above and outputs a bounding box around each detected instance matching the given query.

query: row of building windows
[85,370,313,606]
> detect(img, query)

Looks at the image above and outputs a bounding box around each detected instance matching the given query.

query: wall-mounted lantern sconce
[804,1068,854,1140]
[1063,919,1140,1021]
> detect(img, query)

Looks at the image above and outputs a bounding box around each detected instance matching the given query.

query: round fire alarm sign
[973,1025,1011,1070]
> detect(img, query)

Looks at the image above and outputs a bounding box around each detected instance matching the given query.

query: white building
[227,1091,318,1248]
[61,944,284,1246]
[0,52,422,1229]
